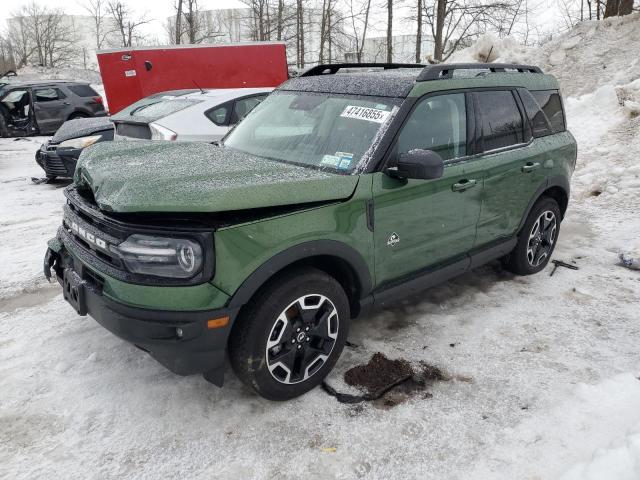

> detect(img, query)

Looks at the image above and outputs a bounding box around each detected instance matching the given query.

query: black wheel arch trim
[517,175,570,233]
[226,240,373,309]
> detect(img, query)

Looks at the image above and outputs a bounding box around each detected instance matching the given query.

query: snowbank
[449,33,534,64]
[451,12,640,98]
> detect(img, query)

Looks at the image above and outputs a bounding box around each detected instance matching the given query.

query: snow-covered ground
[2,17,640,480]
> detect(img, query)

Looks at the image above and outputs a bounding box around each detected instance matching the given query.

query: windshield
[223,91,400,174]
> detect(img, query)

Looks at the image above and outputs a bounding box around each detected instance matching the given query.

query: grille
[42,155,69,176]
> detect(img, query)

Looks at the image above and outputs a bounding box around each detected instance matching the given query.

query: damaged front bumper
[44,240,238,386]
[35,142,79,178]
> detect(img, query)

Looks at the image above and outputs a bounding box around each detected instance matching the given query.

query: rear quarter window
[518,89,553,138]
[68,85,99,97]
[530,90,566,133]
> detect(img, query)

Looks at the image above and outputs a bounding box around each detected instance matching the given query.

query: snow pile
[450,33,534,64]
[560,426,640,480]
[468,374,640,479]
[452,12,640,97]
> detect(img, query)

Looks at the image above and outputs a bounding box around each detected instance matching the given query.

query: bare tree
[296,0,306,67]
[107,1,150,47]
[347,0,372,62]
[386,0,393,62]
[0,35,17,73]
[416,0,423,62]
[423,0,523,62]
[81,0,113,50]
[175,0,184,44]
[604,0,634,15]
[7,15,33,68]
[7,2,79,68]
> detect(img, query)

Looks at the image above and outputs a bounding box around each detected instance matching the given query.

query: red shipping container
[97,42,288,114]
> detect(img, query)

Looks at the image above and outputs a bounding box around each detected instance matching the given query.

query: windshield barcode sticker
[340,106,391,123]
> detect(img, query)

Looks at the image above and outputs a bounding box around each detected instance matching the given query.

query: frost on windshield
[354,105,399,173]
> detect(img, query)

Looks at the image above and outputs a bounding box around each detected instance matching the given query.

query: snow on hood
[51,117,113,144]
[74,141,359,213]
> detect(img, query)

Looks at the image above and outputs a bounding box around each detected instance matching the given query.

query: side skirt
[364,237,517,311]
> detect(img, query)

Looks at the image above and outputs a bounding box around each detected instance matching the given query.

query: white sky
[0,0,250,41]
[1,0,564,46]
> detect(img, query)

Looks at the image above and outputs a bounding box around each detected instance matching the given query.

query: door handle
[452,179,477,192]
[521,162,541,173]
[63,102,71,105]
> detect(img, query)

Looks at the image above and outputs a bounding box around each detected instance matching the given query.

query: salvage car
[44,63,576,400]
[35,117,114,179]
[111,88,273,142]
[0,80,106,137]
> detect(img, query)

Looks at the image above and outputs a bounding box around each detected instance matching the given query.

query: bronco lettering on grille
[70,221,109,251]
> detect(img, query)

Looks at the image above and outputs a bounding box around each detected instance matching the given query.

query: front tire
[505,197,561,275]
[229,267,349,400]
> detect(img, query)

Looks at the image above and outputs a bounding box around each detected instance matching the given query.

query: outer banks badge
[387,232,400,247]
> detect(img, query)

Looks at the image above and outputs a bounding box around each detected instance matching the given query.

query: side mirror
[387,149,444,180]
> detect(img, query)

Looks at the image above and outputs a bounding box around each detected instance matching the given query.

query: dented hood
[74,141,359,213]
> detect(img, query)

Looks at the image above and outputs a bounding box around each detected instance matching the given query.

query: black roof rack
[300,63,425,77]
[416,63,542,81]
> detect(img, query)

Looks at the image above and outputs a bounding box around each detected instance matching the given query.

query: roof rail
[417,63,543,81]
[300,63,425,77]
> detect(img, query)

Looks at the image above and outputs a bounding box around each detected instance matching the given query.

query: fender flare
[517,175,570,232]
[227,240,373,309]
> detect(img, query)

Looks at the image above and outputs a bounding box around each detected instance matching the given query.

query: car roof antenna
[192,79,205,94]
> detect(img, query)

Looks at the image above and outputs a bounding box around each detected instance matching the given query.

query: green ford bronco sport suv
[44,62,577,400]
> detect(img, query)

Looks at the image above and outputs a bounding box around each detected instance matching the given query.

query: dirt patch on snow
[337,353,450,408]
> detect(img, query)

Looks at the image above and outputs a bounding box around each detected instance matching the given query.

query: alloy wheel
[526,210,557,267]
[265,294,339,384]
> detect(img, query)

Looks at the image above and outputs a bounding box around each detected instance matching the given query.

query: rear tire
[229,267,349,401]
[504,197,561,275]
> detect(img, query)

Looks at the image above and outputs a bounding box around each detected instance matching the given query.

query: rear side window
[518,89,553,138]
[476,90,524,151]
[68,85,99,97]
[530,90,565,133]
[34,88,65,102]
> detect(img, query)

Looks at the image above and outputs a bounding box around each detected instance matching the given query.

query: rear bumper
[35,144,79,178]
[44,245,238,385]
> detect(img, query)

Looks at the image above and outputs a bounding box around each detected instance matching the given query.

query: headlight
[58,135,103,149]
[149,123,177,141]
[110,234,203,279]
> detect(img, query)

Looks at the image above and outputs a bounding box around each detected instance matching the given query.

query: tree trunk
[416,0,423,63]
[434,0,446,61]
[296,0,305,68]
[358,0,371,63]
[386,0,393,62]
[277,0,283,40]
[175,0,183,44]
[619,0,633,15]
[319,0,327,62]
